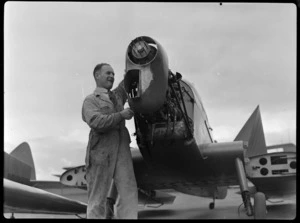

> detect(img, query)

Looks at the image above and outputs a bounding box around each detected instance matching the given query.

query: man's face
[95,65,115,90]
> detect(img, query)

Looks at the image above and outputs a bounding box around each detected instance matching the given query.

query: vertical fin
[234,105,267,157]
[10,142,36,180]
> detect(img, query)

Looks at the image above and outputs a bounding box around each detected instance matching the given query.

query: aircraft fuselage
[124,36,245,198]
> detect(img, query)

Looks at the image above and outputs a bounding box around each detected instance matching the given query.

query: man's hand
[120,108,134,120]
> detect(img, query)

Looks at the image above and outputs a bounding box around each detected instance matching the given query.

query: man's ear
[95,72,100,79]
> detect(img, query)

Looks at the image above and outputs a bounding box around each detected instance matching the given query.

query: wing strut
[235,158,253,216]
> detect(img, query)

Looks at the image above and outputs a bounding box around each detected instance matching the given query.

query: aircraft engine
[124,36,169,114]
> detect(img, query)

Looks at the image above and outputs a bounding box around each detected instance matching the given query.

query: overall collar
[94,87,108,96]
[93,87,113,105]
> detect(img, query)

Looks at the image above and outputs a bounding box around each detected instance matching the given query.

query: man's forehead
[101,65,114,72]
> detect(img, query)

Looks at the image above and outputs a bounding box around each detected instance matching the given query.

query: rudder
[234,105,267,157]
[10,142,36,180]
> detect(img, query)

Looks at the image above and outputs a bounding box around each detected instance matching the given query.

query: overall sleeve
[82,96,124,133]
[113,79,128,106]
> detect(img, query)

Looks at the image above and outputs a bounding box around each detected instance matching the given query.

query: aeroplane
[59,35,278,219]
[245,144,296,200]
[3,142,87,218]
[234,106,296,206]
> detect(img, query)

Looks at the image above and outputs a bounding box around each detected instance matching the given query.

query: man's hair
[93,63,109,79]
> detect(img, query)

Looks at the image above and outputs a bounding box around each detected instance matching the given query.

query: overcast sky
[4,2,296,180]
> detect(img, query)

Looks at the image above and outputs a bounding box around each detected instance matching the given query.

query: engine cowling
[124,36,169,114]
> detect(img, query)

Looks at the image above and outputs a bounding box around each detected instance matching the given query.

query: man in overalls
[82,63,138,219]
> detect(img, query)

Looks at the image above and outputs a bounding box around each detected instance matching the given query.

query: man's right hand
[120,108,134,120]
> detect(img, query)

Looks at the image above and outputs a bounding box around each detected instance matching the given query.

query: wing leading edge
[4,178,87,214]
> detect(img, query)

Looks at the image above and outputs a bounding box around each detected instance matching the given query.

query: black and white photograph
[4,2,296,219]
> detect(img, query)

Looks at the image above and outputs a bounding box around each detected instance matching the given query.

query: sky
[4,2,296,180]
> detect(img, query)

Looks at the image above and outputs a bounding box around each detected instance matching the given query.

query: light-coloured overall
[82,82,138,219]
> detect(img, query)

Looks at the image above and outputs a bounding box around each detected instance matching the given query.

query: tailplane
[234,105,267,157]
[10,142,36,180]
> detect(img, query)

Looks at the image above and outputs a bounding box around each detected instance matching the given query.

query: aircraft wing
[59,165,177,206]
[244,151,296,199]
[3,178,87,214]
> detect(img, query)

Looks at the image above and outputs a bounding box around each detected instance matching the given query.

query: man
[82,63,138,219]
